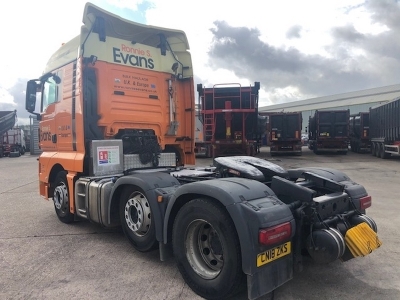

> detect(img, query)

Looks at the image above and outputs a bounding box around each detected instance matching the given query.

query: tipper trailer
[349,112,370,153]
[308,109,350,154]
[2,127,26,157]
[370,96,400,159]
[197,82,260,158]
[25,3,381,300]
[0,110,17,157]
[264,111,303,156]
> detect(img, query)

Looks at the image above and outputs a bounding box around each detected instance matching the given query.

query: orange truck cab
[25,3,195,204]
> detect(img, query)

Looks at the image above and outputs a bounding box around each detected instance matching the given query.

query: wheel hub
[185,219,224,280]
[124,192,151,236]
[54,183,68,210]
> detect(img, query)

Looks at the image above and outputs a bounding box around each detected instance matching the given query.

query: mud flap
[345,222,382,257]
[247,255,293,300]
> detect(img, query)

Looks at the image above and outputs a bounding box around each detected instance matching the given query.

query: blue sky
[1,0,400,124]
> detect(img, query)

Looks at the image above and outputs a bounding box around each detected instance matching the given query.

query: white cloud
[0,88,14,105]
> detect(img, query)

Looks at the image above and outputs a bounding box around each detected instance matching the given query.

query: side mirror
[53,74,61,84]
[25,80,38,112]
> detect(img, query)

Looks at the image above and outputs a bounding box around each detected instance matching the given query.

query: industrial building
[259,83,400,132]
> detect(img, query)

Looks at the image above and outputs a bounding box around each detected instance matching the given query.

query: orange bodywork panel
[94,61,195,165]
[34,3,196,214]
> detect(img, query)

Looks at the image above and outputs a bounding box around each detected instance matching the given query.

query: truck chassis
[48,146,381,300]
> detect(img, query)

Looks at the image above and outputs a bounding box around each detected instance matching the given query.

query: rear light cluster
[359,195,372,210]
[259,222,291,246]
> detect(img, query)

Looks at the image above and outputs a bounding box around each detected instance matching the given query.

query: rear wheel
[53,171,74,223]
[172,198,245,300]
[379,143,390,159]
[371,143,376,156]
[379,143,383,158]
[119,187,157,252]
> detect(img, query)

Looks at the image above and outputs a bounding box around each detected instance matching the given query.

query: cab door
[40,70,74,152]
[40,75,59,152]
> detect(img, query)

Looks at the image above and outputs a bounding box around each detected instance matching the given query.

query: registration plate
[257,241,291,267]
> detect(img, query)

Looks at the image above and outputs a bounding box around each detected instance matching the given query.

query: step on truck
[264,111,303,156]
[308,109,350,154]
[349,112,371,153]
[370,96,400,159]
[25,3,382,299]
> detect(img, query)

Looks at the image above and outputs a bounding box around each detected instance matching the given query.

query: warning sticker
[97,146,120,166]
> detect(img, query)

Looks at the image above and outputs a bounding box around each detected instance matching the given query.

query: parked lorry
[197,82,260,158]
[308,109,350,154]
[265,112,303,156]
[2,127,26,157]
[0,110,17,157]
[349,112,370,153]
[24,129,31,153]
[194,114,210,157]
[370,96,400,159]
[25,3,381,300]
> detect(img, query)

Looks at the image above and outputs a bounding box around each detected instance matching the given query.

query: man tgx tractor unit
[25,3,381,299]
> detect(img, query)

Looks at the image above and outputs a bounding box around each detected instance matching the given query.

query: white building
[259,84,400,132]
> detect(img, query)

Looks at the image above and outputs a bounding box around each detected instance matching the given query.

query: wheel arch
[108,173,180,240]
[164,192,219,244]
[48,164,65,195]
[163,179,271,274]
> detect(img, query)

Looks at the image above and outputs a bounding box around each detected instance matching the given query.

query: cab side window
[42,77,59,112]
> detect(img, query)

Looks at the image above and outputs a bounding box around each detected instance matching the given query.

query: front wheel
[172,198,245,300]
[119,187,157,252]
[53,171,74,223]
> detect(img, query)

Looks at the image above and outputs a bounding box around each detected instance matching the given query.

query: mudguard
[163,177,295,276]
[287,167,351,182]
[109,172,180,241]
[287,167,369,211]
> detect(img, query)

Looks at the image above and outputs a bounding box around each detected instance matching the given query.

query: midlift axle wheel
[120,187,157,252]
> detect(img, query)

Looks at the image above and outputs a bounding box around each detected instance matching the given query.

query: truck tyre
[119,187,157,252]
[371,143,376,156]
[354,142,358,152]
[205,145,211,158]
[53,171,74,224]
[379,143,389,159]
[172,198,245,300]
